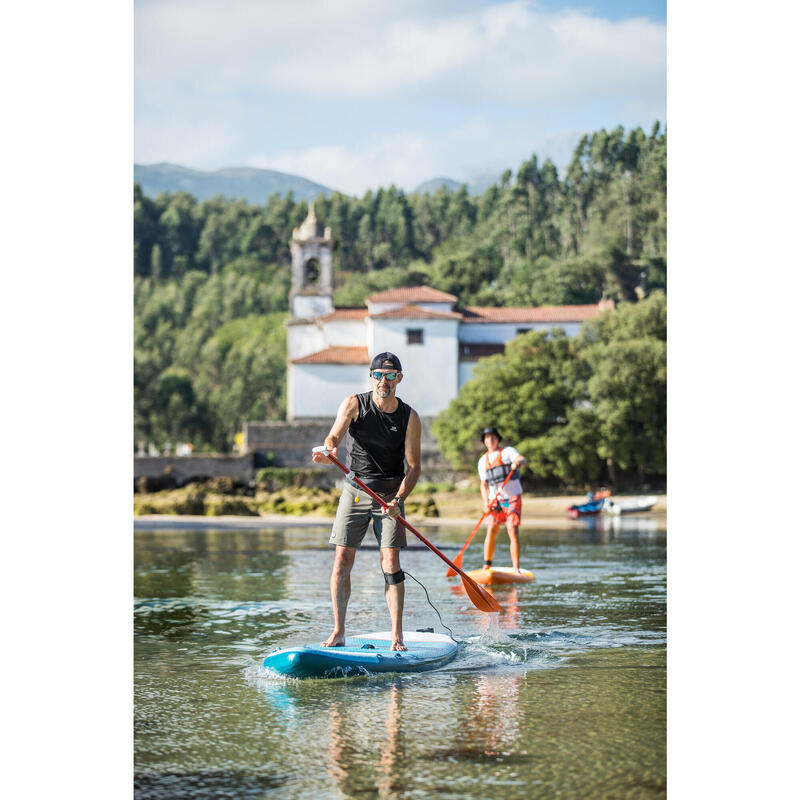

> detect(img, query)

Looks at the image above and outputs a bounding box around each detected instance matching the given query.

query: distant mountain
[413,177,465,194]
[466,173,505,195]
[134,163,336,204]
[412,173,503,196]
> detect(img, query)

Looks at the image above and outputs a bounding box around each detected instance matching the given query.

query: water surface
[134,518,665,799]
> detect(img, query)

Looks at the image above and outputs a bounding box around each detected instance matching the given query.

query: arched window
[304,258,320,285]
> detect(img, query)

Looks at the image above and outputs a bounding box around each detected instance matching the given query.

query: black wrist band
[394,496,404,503]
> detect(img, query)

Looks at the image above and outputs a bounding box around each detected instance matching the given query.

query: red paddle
[446,466,518,577]
[313,447,502,614]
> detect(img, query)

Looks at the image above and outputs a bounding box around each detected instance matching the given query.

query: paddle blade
[445,551,463,578]
[460,574,503,613]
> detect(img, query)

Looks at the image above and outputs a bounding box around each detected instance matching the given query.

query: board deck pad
[466,566,536,585]
[263,630,458,678]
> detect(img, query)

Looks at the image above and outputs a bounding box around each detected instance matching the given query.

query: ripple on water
[135,526,665,798]
[134,770,290,800]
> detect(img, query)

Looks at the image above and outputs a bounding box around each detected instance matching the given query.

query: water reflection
[448,583,525,632]
[135,529,292,603]
[376,684,404,797]
[581,515,662,536]
[326,683,407,798]
[135,525,666,799]
[461,673,525,759]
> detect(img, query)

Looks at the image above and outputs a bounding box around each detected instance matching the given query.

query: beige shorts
[329,480,407,549]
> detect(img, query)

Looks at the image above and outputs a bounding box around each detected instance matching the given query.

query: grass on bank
[133,476,665,519]
[133,484,441,518]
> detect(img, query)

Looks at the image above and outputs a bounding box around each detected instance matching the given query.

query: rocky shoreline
[134,493,666,531]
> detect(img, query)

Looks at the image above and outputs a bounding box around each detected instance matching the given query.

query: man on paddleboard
[311,351,422,651]
[478,426,527,573]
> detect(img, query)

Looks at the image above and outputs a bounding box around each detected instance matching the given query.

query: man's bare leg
[507,522,521,571]
[322,545,356,647]
[483,522,499,568]
[380,547,406,651]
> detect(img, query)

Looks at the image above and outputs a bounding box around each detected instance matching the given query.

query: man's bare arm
[396,410,422,500]
[311,395,359,464]
[383,410,422,518]
[480,479,490,512]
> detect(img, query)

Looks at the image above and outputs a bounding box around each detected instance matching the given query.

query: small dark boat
[567,498,605,519]
[567,489,610,519]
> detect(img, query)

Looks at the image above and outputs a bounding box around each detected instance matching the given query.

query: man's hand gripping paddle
[313,446,502,614]
[446,466,518,577]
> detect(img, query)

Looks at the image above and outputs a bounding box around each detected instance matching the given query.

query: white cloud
[249,131,440,195]
[135,110,240,165]
[135,1,665,185]
[136,0,665,104]
[247,119,578,196]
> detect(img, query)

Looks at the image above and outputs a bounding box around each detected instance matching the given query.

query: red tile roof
[366,286,458,304]
[370,304,463,320]
[462,303,611,323]
[292,346,370,365]
[319,308,370,322]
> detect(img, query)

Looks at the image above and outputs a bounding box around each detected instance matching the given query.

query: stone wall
[134,453,258,485]
[243,417,462,482]
[243,420,345,468]
[133,420,466,487]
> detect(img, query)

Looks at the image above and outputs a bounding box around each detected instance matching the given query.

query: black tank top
[348,392,411,482]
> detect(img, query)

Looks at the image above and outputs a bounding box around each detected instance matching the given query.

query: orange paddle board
[466,567,535,585]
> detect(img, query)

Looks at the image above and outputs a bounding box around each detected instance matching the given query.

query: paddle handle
[314,447,501,612]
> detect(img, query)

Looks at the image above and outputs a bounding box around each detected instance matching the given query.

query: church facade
[286,205,614,420]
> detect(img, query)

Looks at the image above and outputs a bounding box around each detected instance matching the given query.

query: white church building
[286,205,614,420]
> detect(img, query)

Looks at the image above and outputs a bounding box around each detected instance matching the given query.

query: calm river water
[134,517,666,799]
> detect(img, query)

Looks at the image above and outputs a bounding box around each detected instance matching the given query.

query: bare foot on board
[391,639,407,651]
[321,632,346,647]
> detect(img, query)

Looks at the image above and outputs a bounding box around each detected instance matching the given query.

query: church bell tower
[289,202,334,318]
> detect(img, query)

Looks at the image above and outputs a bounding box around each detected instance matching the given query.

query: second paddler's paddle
[446,466,518,577]
[313,446,503,614]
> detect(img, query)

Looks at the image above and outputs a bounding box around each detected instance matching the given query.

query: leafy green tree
[577,291,666,477]
[426,239,503,303]
[149,243,163,280]
[333,265,427,307]
[522,255,605,306]
[134,184,160,276]
[158,192,200,276]
[133,123,666,454]
[193,314,287,449]
[434,293,666,483]
[519,406,603,483]
[432,330,586,469]
[144,367,213,449]
[584,337,666,476]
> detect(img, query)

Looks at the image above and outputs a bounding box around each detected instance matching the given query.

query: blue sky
[135,1,665,194]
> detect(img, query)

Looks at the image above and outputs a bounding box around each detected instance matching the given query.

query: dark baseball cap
[481,426,502,441]
[370,352,402,371]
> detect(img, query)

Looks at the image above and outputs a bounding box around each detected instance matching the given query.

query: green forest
[135,124,666,480]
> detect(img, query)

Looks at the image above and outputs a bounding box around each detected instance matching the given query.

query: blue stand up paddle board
[263,630,458,678]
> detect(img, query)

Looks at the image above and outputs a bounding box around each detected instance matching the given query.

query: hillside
[413,174,502,196]
[413,177,465,194]
[134,163,335,203]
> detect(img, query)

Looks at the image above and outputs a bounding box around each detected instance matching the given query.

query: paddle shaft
[445,511,488,578]
[314,447,502,613]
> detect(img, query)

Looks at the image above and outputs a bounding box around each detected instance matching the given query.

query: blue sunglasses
[371,370,398,381]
